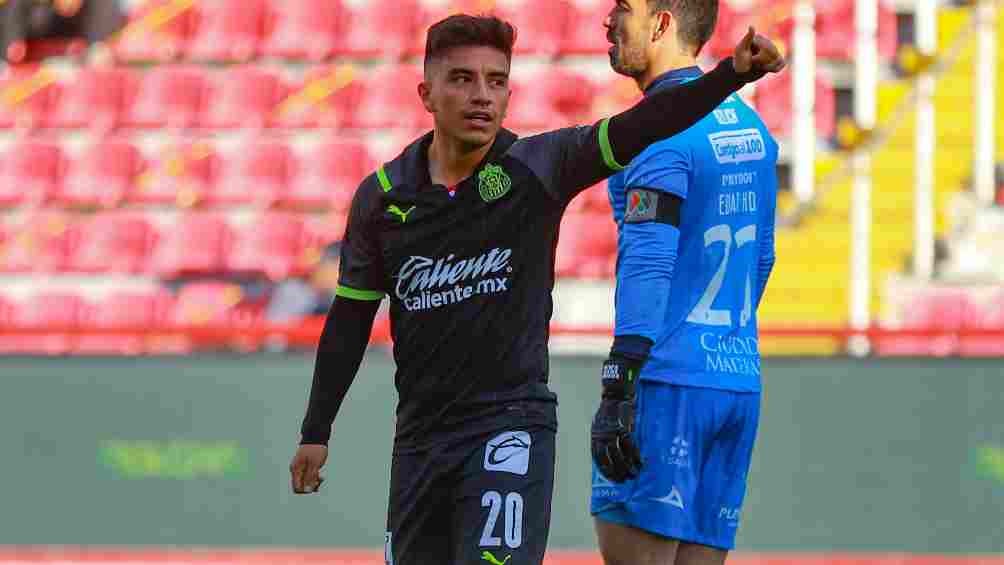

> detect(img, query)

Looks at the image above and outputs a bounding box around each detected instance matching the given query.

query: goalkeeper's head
[604,0,719,81]
[418,14,515,151]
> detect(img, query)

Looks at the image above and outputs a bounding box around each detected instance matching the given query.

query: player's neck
[637,52,698,92]
[427,129,494,187]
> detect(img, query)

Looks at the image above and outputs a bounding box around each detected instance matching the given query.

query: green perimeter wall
[1,355,1002,552]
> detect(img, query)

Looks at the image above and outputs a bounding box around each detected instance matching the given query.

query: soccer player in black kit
[290,13,784,565]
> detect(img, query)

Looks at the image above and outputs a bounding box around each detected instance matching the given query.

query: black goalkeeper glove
[591,354,644,483]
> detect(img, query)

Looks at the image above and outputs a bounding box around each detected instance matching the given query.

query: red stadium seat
[562,0,611,55]
[58,139,144,209]
[754,69,836,139]
[0,292,85,355]
[186,0,265,62]
[508,68,595,131]
[0,140,65,207]
[66,212,156,274]
[201,66,286,129]
[171,281,263,351]
[960,291,1004,357]
[131,141,218,206]
[262,0,341,61]
[150,213,231,277]
[335,0,420,59]
[0,64,59,130]
[0,211,72,273]
[287,139,373,210]
[226,213,306,280]
[556,211,617,279]
[347,65,432,130]
[567,181,611,214]
[125,66,207,129]
[112,0,195,63]
[272,65,362,129]
[75,290,174,355]
[207,140,291,207]
[705,0,796,59]
[51,67,138,132]
[459,0,569,56]
[816,0,898,61]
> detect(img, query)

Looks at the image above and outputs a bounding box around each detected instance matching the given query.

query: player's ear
[652,10,673,43]
[418,79,435,113]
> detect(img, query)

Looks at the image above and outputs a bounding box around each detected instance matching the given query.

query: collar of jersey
[401,128,519,192]
[644,66,703,97]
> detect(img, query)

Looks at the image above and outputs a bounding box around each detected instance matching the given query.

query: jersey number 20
[686,223,756,328]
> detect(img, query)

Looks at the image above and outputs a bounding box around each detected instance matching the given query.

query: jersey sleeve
[622,138,692,200]
[507,124,616,205]
[755,139,779,308]
[336,176,387,301]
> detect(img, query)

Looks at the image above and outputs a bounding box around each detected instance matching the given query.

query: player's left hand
[732,26,786,77]
[591,357,643,483]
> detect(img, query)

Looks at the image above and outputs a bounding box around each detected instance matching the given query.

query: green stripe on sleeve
[376,165,392,192]
[598,117,626,171]
[336,286,385,301]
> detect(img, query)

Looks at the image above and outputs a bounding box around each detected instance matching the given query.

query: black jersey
[338,122,620,450]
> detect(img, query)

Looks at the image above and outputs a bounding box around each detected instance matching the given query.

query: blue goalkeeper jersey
[608,66,779,392]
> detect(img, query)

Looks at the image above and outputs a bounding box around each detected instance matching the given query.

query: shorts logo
[478,163,511,202]
[708,129,766,164]
[719,506,741,527]
[624,189,658,223]
[651,485,685,509]
[484,431,531,475]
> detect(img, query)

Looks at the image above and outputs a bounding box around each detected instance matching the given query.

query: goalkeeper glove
[591,343,647,483]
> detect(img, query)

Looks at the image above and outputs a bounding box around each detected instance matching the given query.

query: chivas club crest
[478,163,511,202]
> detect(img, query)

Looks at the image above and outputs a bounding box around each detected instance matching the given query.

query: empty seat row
[108,0,897,63]
[876,288,1004,357]
[0,210,343,280]
[0,138,373,210]
[1,63,602,133]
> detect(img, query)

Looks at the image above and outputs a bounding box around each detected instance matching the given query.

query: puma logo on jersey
[387,205,416,223]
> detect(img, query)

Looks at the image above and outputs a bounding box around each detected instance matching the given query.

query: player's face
[420,46,511,150]
[604,0,654,78]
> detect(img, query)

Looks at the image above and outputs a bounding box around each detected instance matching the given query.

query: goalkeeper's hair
[648,0,719,56]
[424,14,516,71]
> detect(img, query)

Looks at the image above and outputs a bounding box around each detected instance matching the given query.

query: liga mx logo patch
[478,164,511,202]
[484,431,530,475]
[624,188,658,223]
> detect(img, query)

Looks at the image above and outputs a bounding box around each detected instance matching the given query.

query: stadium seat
[125,66,207,129]
[816,0,898,61]
[334,0,420,59]
[0,292,85,355]
[50,67,138,132]
[508,68,594,131]
[754,69,837,140]
[0,211,71,273]
[0,64,59,130]
[347,65,432,131]
[272,65,362,129]
[201,66,286,129]
[226,213,306,280]
[131,141,217,207]
[206,140,291,207]
[562,0,611,55]
[75,290,174,355]
[262,0,341,61]
[556,211,617,279]
[186,0,265,62]
[149,213,231,277]
[112,0,195,63]
[171,281,263,352]
[459,0,569,56]
[287,139,374,210]
[0,140,65,207]
[567,181,611,214]
[66,212,155,274]
[300,210,348,266]
[705,0,796,59]
[58,140,144,209]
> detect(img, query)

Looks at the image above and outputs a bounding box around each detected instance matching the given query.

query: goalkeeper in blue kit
[589,1,780,564]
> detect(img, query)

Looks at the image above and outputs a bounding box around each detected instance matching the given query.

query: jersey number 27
[686,223,757,328]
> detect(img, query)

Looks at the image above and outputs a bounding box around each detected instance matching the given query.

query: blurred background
[0,0,1001,563]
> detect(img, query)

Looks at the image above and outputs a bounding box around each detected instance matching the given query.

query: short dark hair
[649,0,718,55]
[423,14,516,70]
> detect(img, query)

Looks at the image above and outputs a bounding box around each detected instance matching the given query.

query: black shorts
[385,425,556,565]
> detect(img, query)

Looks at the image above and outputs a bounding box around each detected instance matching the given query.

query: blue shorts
[590,381,760,550]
